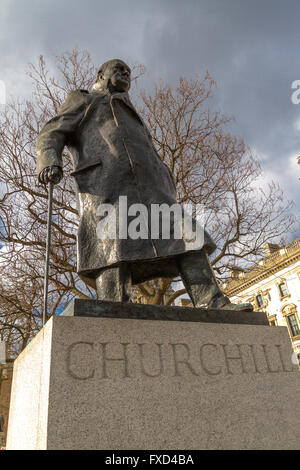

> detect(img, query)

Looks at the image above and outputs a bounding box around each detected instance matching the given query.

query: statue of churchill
[36,59,252,311]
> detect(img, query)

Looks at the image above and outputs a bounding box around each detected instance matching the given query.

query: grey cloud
[0,0,299,238]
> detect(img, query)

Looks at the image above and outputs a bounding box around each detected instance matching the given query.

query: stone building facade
[222,238,300,364]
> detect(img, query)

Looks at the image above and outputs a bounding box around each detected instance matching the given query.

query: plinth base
[6,301,300,449]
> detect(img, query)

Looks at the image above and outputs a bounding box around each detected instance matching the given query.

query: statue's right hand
[39,166,63,185]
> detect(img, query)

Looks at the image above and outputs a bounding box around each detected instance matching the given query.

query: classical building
[222,238,300,365]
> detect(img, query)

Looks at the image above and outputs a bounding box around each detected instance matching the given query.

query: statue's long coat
[36,89,216,286]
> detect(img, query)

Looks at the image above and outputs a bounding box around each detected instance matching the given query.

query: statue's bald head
[93,59,131,93]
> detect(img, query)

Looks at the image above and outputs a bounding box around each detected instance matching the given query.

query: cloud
[0,0,299,233]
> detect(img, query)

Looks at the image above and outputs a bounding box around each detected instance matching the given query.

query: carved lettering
[261,344,280,373]
[65,340,294,380]
[137,343,164,377]
[221,344,247,375]
[100,342,130,378]
[67,342,95,380]
[170,343,200,376]
[275,344,294,373]
[199,343,222,376]
[248,344,261,373]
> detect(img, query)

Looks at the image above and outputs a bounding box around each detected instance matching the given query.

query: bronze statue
[36,59,252,311]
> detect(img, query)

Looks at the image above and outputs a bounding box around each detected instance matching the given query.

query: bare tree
[0,49,145,357]
[134,77,295,304]
[0,49,295,356]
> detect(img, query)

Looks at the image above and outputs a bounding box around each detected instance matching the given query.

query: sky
[0,0,299,241]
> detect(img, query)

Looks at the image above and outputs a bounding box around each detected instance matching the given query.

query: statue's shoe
[219,302,254,312]
[206,294,254,312]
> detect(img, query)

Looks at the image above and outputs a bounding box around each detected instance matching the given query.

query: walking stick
[43,181,54,326]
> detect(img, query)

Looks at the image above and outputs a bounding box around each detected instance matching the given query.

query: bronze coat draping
[36,89,215,285]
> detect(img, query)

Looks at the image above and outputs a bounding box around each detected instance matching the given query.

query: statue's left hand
[39,165,63,185]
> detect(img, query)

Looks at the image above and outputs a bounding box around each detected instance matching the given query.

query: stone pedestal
[6,301,300,450]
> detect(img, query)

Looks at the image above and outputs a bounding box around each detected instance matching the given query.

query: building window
[256,294,264,307]
[278,282,289,297]
[268,314,277,326]
[286,314,300,337]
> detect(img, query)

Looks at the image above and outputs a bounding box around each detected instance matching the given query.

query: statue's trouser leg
[95,264,132,302]
[177,249,229,308]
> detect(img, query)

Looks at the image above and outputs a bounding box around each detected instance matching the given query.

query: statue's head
[92,59,131,93]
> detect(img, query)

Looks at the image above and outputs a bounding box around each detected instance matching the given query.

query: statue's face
[101,60,131,93]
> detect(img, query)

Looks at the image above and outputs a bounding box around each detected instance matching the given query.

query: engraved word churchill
[66,341,295,380]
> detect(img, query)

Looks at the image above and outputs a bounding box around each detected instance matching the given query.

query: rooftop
[223,238,300,296]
